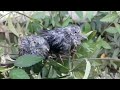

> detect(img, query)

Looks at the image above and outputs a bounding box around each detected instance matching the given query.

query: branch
[76,58,120,62]
[14,11,34,20]
[99,15,119,36]
[0,12,12,19]
[0,44,11,48]
[14,11,45,28]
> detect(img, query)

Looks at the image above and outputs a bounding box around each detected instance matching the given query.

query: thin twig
[75,58,120,62]
[14,11,45,28]
[0,44,11,48]
[0,12,12,19]
[14,11,34,20]
[88,58,120,61]
[99,14,119,36]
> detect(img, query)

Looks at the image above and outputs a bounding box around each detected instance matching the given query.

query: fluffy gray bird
[18,35,50,59]
[39,25,87,59]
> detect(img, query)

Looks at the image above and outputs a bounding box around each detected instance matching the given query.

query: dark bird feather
[18,35,50,59]
[39,25,87,58]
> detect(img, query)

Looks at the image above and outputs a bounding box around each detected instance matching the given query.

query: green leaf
[112,48,119,58]
[16,22,24,36]
[91,48,102,58]
[91,21,96,30]
[48,66,57,78]
[117,11,120,16]
[114,23,120,34]
[72,59,86,72]
[51,11,59,17]
[105,27,118,34]
[54,16,60,23]
[28,21,42,33]
[101,40,111,49]
[56,23,62,27]
[60,11,68,16]
[44,17,50,28]
[82,43,90,49]
[73,71,84,79]
[114,61,120,67]
[51,17,55,27]
[83,23,91,33]
[49,60,69,74]
[42,66,49,78]
[75,11,83,20]
[72,60,86,79]
[91,60,102,67]
[62,17,72,27]
[0,47,4,57]
[9,68,30,79]
[100,12,118,22]
[100,11,109,13]
[48,66,54,78]
[86,11,96,21]
[32,62,44,73]
[25,20,30,30]
[82,42,94,53]
[14,55,43,67]
[31,12,45,20]
[83,59,91,79]
[0,67,8,72]
[87,31,97,40]
[7,16,19,37]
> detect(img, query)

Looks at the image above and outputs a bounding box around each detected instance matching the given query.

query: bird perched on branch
[39,25,87,59]
[18,35,50,59]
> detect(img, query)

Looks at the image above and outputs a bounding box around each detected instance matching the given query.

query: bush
[0,11,120,79]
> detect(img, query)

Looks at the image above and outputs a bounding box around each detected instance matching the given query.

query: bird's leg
[71,48,77,60]
[58,54,64,64]
[48,51,56,60]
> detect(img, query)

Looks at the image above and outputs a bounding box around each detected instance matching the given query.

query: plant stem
[14,11,45,28]
[75,58,120,62]
[99,16,119,37]
[0,44,11,48]
[0,12,12,19]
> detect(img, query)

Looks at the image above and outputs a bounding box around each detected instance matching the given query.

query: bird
[39,25,87,60]
[18,35,50,59]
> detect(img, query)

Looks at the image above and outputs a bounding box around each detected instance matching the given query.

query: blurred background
[0,11,120,79]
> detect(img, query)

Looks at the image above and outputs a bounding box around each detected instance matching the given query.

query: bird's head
[67,25,87,46]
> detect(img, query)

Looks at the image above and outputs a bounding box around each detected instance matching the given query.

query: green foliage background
[0,11,120,79]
